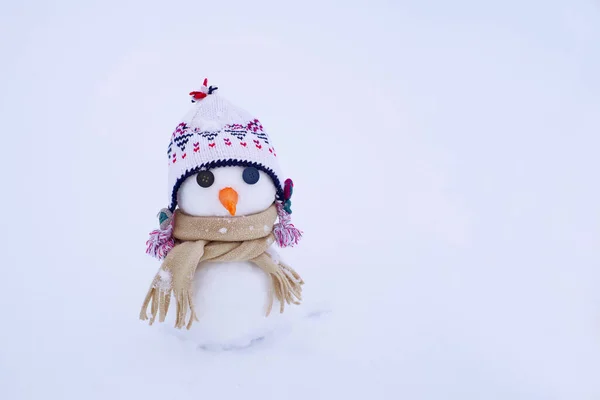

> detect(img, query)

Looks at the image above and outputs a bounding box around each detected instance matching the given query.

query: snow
[2,1,600,399]
[266,247,281,265]
[156,269,172,291]
[218,227,228,234]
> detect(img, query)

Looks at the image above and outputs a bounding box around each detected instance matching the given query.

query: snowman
[140,80,303,349]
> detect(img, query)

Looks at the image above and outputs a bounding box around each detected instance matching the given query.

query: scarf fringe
[140,285,199,329]
[266,262,304,316]
[140,261,303,329]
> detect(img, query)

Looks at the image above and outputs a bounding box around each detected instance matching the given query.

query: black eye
[196,170,214,188]
[242,167,260,185]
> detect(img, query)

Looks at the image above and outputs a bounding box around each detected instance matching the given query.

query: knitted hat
[167,79,283,212]
[146,79,301,259]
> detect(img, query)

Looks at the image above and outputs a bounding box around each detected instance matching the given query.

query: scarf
[139,204,304,329]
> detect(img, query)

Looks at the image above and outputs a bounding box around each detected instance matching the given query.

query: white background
[1,1,599,399]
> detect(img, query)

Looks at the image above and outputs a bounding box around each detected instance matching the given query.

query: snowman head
[177,165,276,217]
[165,80,291,215]
[145,79,301,259]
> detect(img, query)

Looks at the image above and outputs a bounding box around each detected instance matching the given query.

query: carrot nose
[219,187,238,216]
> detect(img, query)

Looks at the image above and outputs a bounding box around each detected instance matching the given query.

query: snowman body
[188,260,281,348]
[172,165,288,348]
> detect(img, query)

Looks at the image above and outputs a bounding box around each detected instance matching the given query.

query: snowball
[169,260,287,349]
[177,166,277,217]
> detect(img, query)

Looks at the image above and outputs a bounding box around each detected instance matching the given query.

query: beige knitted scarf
[139,204,303,329]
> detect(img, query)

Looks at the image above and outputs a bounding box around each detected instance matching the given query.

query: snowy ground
[1,1,600,399]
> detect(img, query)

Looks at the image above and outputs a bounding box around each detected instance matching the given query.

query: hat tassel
[274,202,302,248]
[146,209,175,260]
